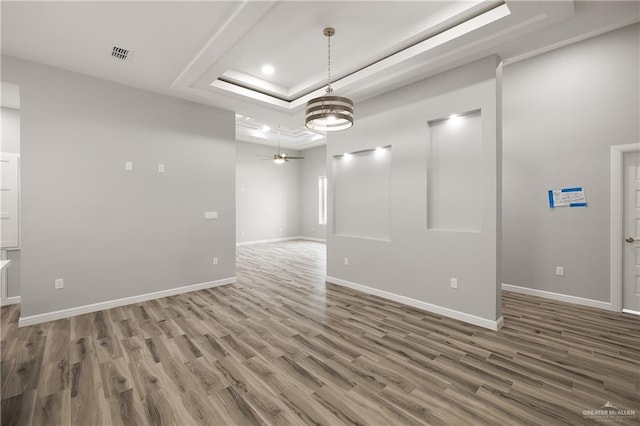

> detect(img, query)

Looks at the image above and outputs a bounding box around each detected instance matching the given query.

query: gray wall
[235,141,301,243]
[2,55,236,318]
[502,23,639,302]
[1,105,21,297]
[328,56,501,324]
[298,145,327,240]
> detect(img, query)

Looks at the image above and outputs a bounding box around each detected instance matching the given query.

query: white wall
[502,23,639,303]
[299,145,327,241]
[2,55,236,319]
[327,56,502,328]
[236,141,301,243]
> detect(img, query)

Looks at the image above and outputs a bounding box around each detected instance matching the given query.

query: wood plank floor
[1,240,639,425]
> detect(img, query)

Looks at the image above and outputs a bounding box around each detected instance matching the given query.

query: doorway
[611,144,640,314]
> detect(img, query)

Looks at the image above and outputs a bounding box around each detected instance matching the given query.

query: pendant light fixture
[305,27,354,132]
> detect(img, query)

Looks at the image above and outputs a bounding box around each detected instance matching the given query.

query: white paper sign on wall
[548,187,587,208]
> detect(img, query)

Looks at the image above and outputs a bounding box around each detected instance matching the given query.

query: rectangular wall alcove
[427,110,482,232]
[333,146,391,241]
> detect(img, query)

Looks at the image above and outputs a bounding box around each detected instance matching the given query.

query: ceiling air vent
[110,45,132,61]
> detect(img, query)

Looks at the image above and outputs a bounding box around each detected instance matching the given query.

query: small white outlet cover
[55,278,64,289]
[204,211,218,220]
[158,164,165,173]
[213,257,219,265]
[556,266,564,276]
[450,278,458,289]
[125,161,133,171]
[344,257,349,266]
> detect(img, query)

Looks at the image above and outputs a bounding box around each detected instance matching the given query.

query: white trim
[18,277,236,327]
[236,236,326,246]
[610,143,640,312]
[502,283,612,311]
[622,309,640,316]
[297,236,326,243]
[0,255,8,301]
[236,236,299,246]
[1,296,20,307]
[327,276,503,331]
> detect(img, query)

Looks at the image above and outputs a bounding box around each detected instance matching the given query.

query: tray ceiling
[2,1,638,150]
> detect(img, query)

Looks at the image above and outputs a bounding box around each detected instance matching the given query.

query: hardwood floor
[1,240,639,425]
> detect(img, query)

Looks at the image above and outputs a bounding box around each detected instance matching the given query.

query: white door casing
[0,153,20,249]
[611,143,640,313]
[623,151,640,313]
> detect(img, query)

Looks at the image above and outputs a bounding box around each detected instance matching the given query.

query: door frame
[610,143,639,312]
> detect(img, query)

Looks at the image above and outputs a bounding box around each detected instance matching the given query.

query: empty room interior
[1,1,639,425]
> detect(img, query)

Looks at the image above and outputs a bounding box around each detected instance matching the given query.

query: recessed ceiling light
[261,65,275,75]
[262,125,271,132]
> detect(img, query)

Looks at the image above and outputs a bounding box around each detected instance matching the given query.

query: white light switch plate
[125,161,133,171]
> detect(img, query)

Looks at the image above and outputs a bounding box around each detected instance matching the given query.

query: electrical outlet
[54,278,64,289]
[125,161,133,171]
[158,164,165,173]
[344,257,349,266]
[204,211,218,220]
[556,266,564,276]
[213,257,219,266]
[450,278,458,289]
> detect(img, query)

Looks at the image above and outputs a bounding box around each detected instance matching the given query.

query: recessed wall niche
[333,146,391,241]
[427,110,482,232]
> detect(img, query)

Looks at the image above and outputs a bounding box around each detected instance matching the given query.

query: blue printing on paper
[570,202,587,207]
[548,190,554,208]
[561,187,582,192]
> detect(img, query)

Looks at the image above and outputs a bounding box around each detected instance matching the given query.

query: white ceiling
[2,1,638,150]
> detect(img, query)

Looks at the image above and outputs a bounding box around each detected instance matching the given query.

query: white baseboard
[18,277,236,327]
[297,236,326,243]
[236,237,299,246]
[1,296,21,307]
[236,236,326,246]
[501,283,613,311]
[326,276,503,331]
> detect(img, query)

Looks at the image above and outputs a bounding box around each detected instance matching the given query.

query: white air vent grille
[111,45,131,61]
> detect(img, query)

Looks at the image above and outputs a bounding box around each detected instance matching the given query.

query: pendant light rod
[325,27,334,93]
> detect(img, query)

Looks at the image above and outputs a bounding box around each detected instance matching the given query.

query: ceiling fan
[271,151,304,164]
[259,126,304,164]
